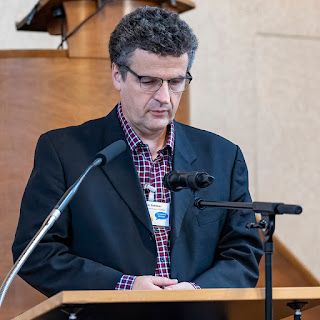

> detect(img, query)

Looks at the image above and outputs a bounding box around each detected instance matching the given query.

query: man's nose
[154,81,171,105]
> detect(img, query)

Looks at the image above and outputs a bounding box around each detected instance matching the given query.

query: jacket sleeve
[192,146,264,288]
[12,133,123,297]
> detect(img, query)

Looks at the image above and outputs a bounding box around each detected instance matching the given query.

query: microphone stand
[194,199,302,320]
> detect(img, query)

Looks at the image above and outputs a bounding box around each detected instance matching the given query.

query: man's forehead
[128,49,189,75]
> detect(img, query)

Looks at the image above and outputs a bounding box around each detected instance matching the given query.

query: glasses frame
[118,65,193,93]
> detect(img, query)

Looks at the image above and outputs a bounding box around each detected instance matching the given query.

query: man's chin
[148,118,172,131]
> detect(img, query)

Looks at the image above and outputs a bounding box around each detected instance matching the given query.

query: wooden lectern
[10,288,320,320]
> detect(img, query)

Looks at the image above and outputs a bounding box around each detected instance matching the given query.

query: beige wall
[2,1,319,281]
[182,0,320,281]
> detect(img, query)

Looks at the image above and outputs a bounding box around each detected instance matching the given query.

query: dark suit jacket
[12,107,263,297]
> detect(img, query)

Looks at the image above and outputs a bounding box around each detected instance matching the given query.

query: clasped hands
[132,275,195,290]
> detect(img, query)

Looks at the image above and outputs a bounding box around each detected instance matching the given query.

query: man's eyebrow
[146,73,188,79]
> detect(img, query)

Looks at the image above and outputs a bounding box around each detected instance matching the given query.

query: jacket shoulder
[43,116,107,142]
[175,121,237,151]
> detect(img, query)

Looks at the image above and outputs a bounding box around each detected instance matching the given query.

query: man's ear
[111,63,122,91]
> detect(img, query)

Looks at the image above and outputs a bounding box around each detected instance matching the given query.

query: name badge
[147,201,170,227]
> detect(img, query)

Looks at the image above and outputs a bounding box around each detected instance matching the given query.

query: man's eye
[170,78,184,85]
[170,79,185,89]
[141,78,159,85]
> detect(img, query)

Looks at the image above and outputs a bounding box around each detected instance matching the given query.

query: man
[12,7,263,296]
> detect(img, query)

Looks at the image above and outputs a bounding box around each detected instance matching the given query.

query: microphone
[163,170,214,192]
[95,139,126,166]
[0,140,126,308]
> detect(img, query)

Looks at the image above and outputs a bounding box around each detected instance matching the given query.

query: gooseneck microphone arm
[0,159,100,308]
[0,140,126,308]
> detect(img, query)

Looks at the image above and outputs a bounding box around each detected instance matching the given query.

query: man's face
[112,49,189,140]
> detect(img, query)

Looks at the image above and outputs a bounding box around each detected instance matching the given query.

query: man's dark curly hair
[109,6,198,79]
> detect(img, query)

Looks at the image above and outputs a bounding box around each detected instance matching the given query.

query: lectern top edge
[16,0,196,33]
[11,288,320,320]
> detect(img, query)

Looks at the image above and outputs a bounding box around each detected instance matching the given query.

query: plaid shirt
[115,104,199,290]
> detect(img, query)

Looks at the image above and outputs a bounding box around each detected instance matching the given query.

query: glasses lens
[140,77,162,92]
[169,78,189,93]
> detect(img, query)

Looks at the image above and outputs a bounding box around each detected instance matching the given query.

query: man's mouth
[150,109,168,115]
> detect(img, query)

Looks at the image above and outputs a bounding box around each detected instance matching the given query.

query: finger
[163,286,174,290]
[133,276,166,290]
[150,277,178,286]
[163,284,177,290]
[164,282,194,290]
[149,284,163,290]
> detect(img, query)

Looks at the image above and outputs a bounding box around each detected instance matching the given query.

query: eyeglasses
[119,65,192,93]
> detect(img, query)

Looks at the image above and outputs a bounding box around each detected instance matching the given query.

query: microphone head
[95,140,126,165]
[196,172,215,188]
[187,172,214,190]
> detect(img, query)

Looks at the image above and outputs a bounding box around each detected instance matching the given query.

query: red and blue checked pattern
[115,275,137,290]
[115,104,200,290]
[117,104,174,203]
[154,226,171,278]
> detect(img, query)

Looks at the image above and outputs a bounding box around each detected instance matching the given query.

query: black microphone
[163,170,214,192]
[95,140,126,165]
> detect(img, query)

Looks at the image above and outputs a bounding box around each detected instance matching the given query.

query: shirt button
[160,258,165,262]
[150,233,155,242]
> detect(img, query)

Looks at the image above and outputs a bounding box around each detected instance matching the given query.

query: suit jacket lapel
[96,111,198,238]
[98,108,153,233]
[170,122,197,249]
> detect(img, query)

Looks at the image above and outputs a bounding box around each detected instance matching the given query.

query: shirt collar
[117,103,174,156]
